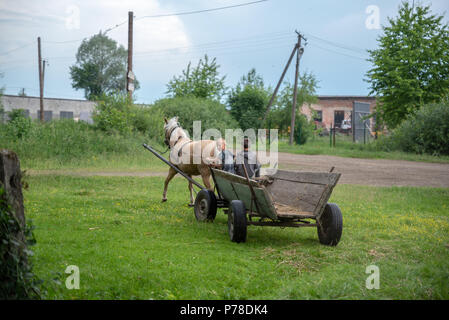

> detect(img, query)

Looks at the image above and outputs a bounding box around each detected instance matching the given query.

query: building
[301,95,377,130]
[0,95,96,123]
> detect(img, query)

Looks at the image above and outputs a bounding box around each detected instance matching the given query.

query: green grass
[277,135,449,163]
[25,175,449,299]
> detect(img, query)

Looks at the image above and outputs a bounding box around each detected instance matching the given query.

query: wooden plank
[269,170,341,186]
[266,179,325,213]
[212,169,278,220]
[314,173,341,218]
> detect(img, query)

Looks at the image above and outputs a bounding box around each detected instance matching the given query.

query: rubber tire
[194,189,217,222]
[317,203,343,246]
[228,200,247,243]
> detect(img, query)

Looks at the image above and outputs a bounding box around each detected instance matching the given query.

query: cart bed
[212,168,341,220]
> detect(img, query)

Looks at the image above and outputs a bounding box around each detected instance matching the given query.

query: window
[334,110,344,128]
[60,111,74,119]
[37,110,53,122]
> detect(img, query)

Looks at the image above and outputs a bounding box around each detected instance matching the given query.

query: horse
[162,116,220,206]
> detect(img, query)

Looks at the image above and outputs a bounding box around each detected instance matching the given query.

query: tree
[366,2,449,128]
[266,71,319,136]
[70,32,139,100]
[166,54,226,101]
[228,68,271,130]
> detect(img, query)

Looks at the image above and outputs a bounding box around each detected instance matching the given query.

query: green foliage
[93,94,134,136]
[92,93,162,140]
[0,187,41,299]
[70,32,139,100]
[266,71,318,136]
[153,96,238,137]
[294,113,314,145]
[228,68,270,130]
[166,54,226,101]
[381,102,449,155]
[6,109,32,139]
[0,119,161,169]
[366,2,449,128]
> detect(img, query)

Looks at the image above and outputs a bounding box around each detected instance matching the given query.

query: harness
[164,124,180,147]
[164,123,192,157]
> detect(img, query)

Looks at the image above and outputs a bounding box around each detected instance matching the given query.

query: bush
[152,97,238,137]
[6,109,32,139]
[93,93,165,143]
[382,102,449,155]
[93,94,134,136]
[294,114,314,145]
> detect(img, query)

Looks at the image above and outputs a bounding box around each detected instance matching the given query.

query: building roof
[317,95,376,100]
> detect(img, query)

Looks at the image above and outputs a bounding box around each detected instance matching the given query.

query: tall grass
[0,120,166,171]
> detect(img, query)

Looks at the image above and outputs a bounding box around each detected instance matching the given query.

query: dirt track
[30,153,449,188]
[276,153,449,188]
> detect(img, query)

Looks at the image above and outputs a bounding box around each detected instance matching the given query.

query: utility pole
[289,31,305,145]
[127,11,134,101]
[37,37,44,122]
[262,42,298,121]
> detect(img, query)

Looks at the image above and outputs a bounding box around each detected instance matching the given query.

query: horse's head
[163,116,188,148]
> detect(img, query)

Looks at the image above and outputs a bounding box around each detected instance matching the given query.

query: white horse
[162,117,220,205]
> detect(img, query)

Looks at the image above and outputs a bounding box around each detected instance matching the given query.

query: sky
[0,0,448,104]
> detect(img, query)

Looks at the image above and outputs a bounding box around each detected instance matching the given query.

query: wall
[301,96,377,130]
[0,95,96,123]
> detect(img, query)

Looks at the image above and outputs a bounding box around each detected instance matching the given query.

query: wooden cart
[143,143,343,246]
[194,168,343,246]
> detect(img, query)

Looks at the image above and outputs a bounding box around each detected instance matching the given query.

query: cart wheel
[228,200,247,243]
[194,189,217,222]
[317,203,343,246]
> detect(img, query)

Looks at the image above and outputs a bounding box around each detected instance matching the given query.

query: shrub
[152,97,238,137]
[6,109,32,139]
[93,94,134,136]
[294,114,314,145]
[380,102,449,155]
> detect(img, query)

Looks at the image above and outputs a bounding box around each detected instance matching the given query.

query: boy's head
[243,138,250,150]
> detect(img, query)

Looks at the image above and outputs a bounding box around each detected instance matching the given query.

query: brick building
[301,95,377,130]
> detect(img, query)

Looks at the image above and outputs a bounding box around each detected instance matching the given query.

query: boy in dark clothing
[235,138,261,179]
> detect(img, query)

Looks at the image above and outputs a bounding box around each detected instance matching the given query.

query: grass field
[25,175,449,299]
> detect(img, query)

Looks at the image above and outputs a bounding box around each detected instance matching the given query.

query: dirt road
[30,153,449,188]
[276,153,449,188]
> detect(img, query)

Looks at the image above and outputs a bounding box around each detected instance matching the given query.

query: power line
[0,42,33,56]
[309,42,369,61]
[137,0,268,20]
[305,33,367,54]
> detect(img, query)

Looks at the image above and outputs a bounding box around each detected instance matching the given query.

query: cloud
[0,0,190,53]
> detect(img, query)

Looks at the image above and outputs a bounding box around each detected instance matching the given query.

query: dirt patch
[276,153,449,188]
[28,153,449,188]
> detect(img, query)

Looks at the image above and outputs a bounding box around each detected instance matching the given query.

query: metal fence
[352,101,372,143]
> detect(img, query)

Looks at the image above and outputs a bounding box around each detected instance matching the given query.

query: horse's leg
[199,167,213,191]
[188,177,194,207]
[162,167,177,202]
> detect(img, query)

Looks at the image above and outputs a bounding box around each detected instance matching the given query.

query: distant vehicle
[341,119,351,130]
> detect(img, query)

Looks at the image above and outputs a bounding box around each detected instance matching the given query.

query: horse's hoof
[161,198,167,202]
[188,203,194,207]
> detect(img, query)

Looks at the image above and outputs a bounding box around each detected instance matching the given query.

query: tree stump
[0,149,26,242]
